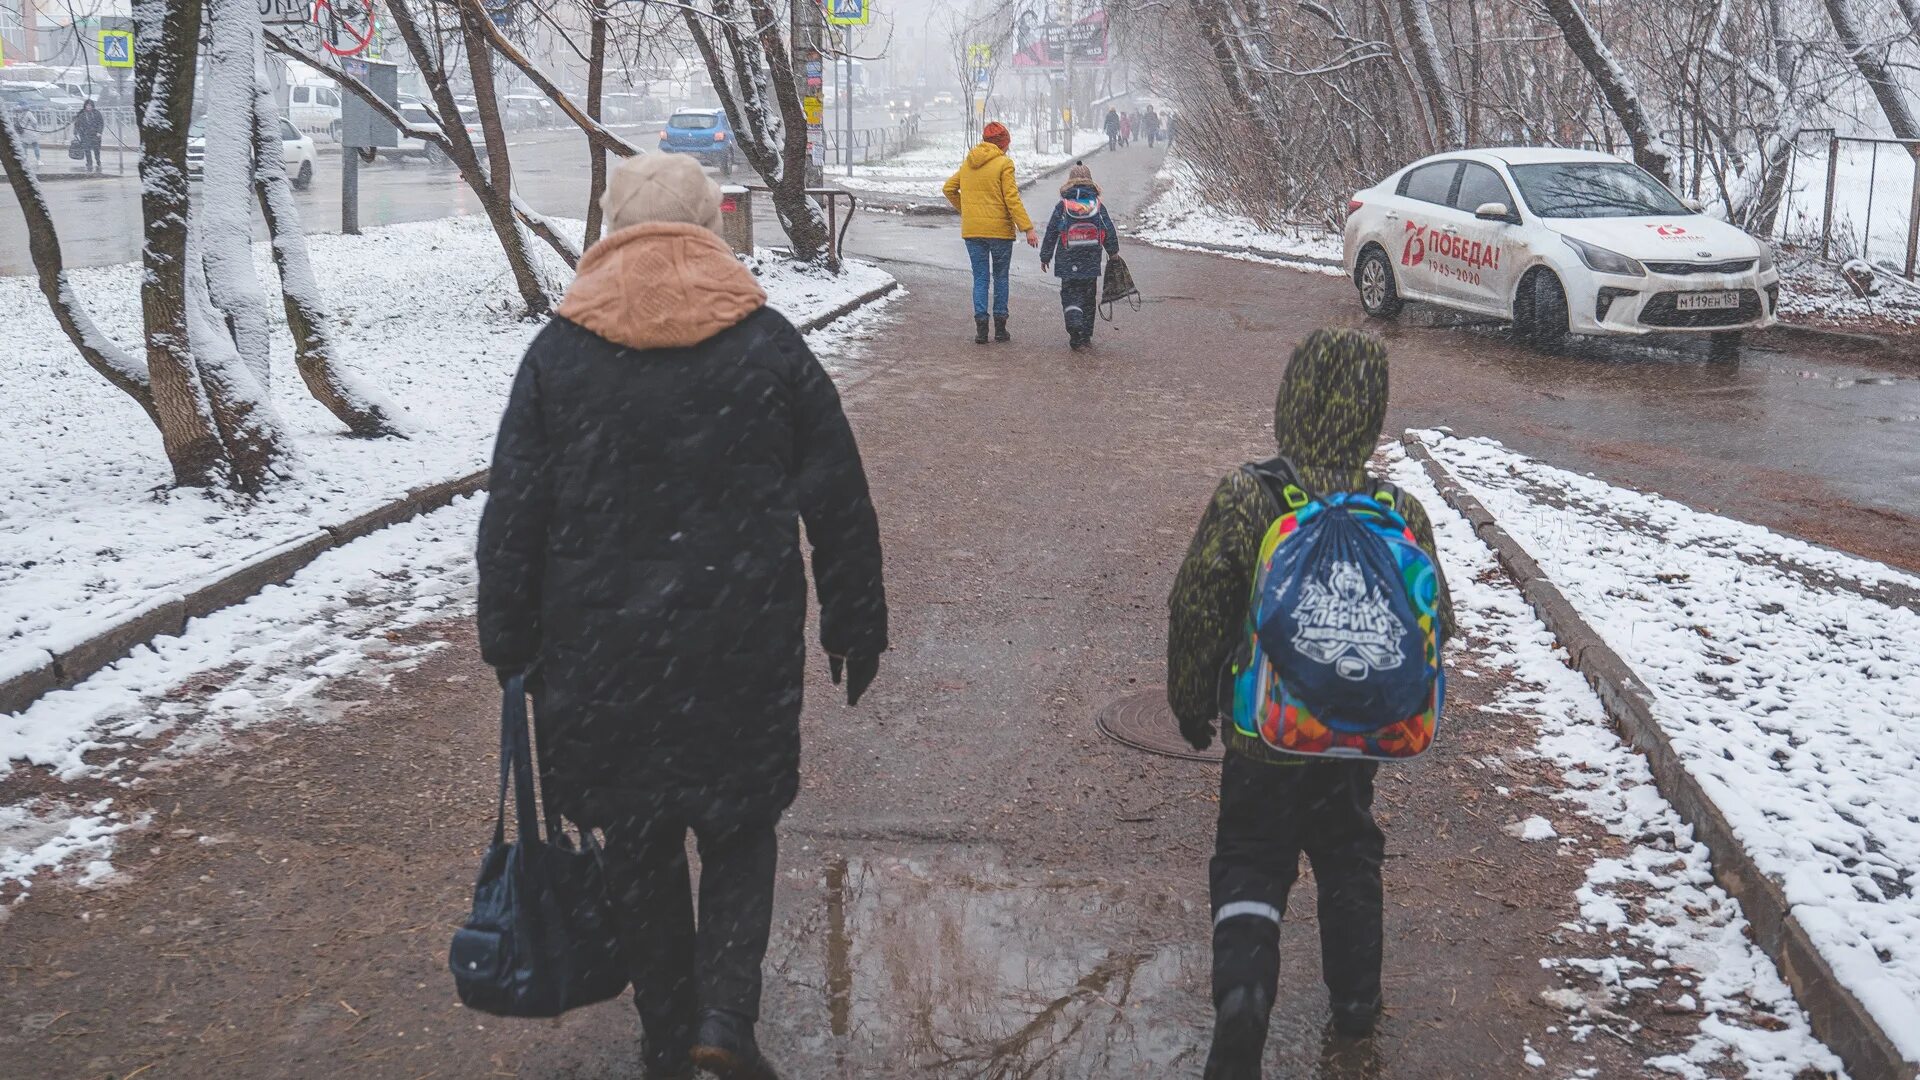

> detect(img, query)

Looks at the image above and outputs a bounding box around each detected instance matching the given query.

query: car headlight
[1562,235,1645,276]
[1755,243,1774,273]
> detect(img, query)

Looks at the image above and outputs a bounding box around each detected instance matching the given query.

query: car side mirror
[1474,201,1514,223]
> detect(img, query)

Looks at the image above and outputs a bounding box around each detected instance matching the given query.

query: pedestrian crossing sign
[99,29,134,69]
[825,0,870,26]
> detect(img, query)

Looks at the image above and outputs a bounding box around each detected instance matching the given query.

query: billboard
[1011,0,1108,68]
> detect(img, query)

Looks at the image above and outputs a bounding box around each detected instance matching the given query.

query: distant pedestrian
[478,151,889,1080]
[9,101,40,165]
[943,120,1038,344]
[1165,330,1455,1079]
[1119,111,1132,147]
[1039,162,1119,351]
[72,100,104,173]
[1146,106,1162,148]
[1164,112,1178,149]
[1104,106,1120,151]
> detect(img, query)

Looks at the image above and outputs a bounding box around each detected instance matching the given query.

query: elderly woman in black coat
[476,152,888,1080]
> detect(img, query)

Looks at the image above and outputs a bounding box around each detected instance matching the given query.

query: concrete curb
[1140,235,1344,270]
[1402,434,1918,1080]
[0,278,908,720]
[0,469,490,719]
[1757,321,1899,357]
[797,280,900,332]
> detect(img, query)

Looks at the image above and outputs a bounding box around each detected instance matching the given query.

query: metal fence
[819,117,921,166]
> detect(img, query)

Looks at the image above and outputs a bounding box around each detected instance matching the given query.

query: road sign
[825,0,869,27]
[967,43,992,66]
[99,29,134,69]
[258,0,311,25]
[803,95,823,125]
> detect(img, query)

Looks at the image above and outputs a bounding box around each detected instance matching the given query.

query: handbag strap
[495,674,542,848]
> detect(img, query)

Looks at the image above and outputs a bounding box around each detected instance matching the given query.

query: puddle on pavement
[760,851,1387,1079]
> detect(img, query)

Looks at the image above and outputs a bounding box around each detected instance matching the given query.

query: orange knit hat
[982,121,1011,149]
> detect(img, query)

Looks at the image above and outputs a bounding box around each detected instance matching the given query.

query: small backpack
[1223,458,1444,760]
[1099,255,1140,320]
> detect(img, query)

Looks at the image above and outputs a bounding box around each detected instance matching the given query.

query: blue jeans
[965,238,1014,318]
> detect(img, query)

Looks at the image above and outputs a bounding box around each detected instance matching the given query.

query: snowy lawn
[0,216,896,750]
[1136,156,1345,273]
[834,128,1080,201]
[1383,440,1846,1079]
[1774,250,1920,330]
[1416,430,1920,1064]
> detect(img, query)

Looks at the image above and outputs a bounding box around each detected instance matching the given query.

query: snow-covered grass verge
[1136,156,1345,276]
[1382,441,1846,1079]
[1416,430,1920,1066]
[1774,251,1920,331]
[834,128,1079,200]
[0,217,896,730]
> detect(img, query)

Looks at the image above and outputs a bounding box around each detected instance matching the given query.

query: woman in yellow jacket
[943,121,1039,344]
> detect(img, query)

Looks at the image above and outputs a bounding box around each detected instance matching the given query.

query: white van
[288,83,344,142]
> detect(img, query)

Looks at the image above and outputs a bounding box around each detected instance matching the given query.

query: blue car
[658,108,736,175]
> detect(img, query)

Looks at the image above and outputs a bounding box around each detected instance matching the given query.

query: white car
[186,115,318,190]
[1343,148,1779,360]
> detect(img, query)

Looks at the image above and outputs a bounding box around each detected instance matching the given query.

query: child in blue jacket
[1039,162,1119,350]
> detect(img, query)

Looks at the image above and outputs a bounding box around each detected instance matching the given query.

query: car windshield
[670,112,717,130]
[1507,162,1688,218]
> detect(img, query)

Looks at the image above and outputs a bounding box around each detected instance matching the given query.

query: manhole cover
[1095,688,1223,762]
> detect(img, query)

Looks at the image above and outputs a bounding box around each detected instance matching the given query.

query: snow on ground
[1383,441,1846,1079]
[833,128,1079,201]
[1136,156,1345,275]
[0,262,903,904]
[0,217,897,727]
[1413,430,1920,1065]
[1774,250,1920,329]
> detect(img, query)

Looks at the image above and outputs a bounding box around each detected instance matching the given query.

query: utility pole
[793,0,824,186]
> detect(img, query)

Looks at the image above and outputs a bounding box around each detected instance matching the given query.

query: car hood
[1546,215,1762,261]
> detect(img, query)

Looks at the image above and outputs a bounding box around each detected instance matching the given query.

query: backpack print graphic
[1291,560,1407,680]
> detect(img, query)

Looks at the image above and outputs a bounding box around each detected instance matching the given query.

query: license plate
[1676,291,1741,311]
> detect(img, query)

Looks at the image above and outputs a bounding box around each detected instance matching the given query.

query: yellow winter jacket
[943,143,1034,240]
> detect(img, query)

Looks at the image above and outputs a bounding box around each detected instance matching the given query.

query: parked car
[386,100,489,165]
[658,107,735,175]
[601,92,658,123]
[503,92,555,130]
[288,82,344,142]
[1343,148,1779,361]
[185,114,318,190]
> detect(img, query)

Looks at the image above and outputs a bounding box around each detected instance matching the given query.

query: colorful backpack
[1224,458,1444,760]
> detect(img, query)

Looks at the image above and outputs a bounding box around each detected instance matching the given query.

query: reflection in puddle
[767,854,1208,1078]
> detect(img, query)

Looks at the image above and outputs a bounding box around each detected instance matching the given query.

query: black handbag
[67,141,84,160]
[449,674,628,1017]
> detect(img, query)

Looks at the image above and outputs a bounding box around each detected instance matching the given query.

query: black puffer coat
[477,225,887,825]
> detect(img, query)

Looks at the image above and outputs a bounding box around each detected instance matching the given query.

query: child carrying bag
[449,673,627,1017]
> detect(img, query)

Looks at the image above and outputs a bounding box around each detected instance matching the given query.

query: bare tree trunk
[0,108,159,425]
[249,48,410,437]
[585,9,608,249]
[1539,0,1676,183]
[385,0,552,315]
[1395,0,1462,147]
[461,0,640,159]
[133,0,230,489]
[1822,0,1920,140]
[683,0,834,265]
[185,240,288,492]
[201,0,275,389]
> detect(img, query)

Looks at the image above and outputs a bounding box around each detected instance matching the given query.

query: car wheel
[328,121,341,143]
[422,142,444,168]
[294,160,313,191]
[1708,331,1742,364]
[1518,269,1569,344]
[1356,247,1402,318]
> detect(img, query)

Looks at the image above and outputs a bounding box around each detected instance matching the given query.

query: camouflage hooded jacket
[1165,330,1456,765]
